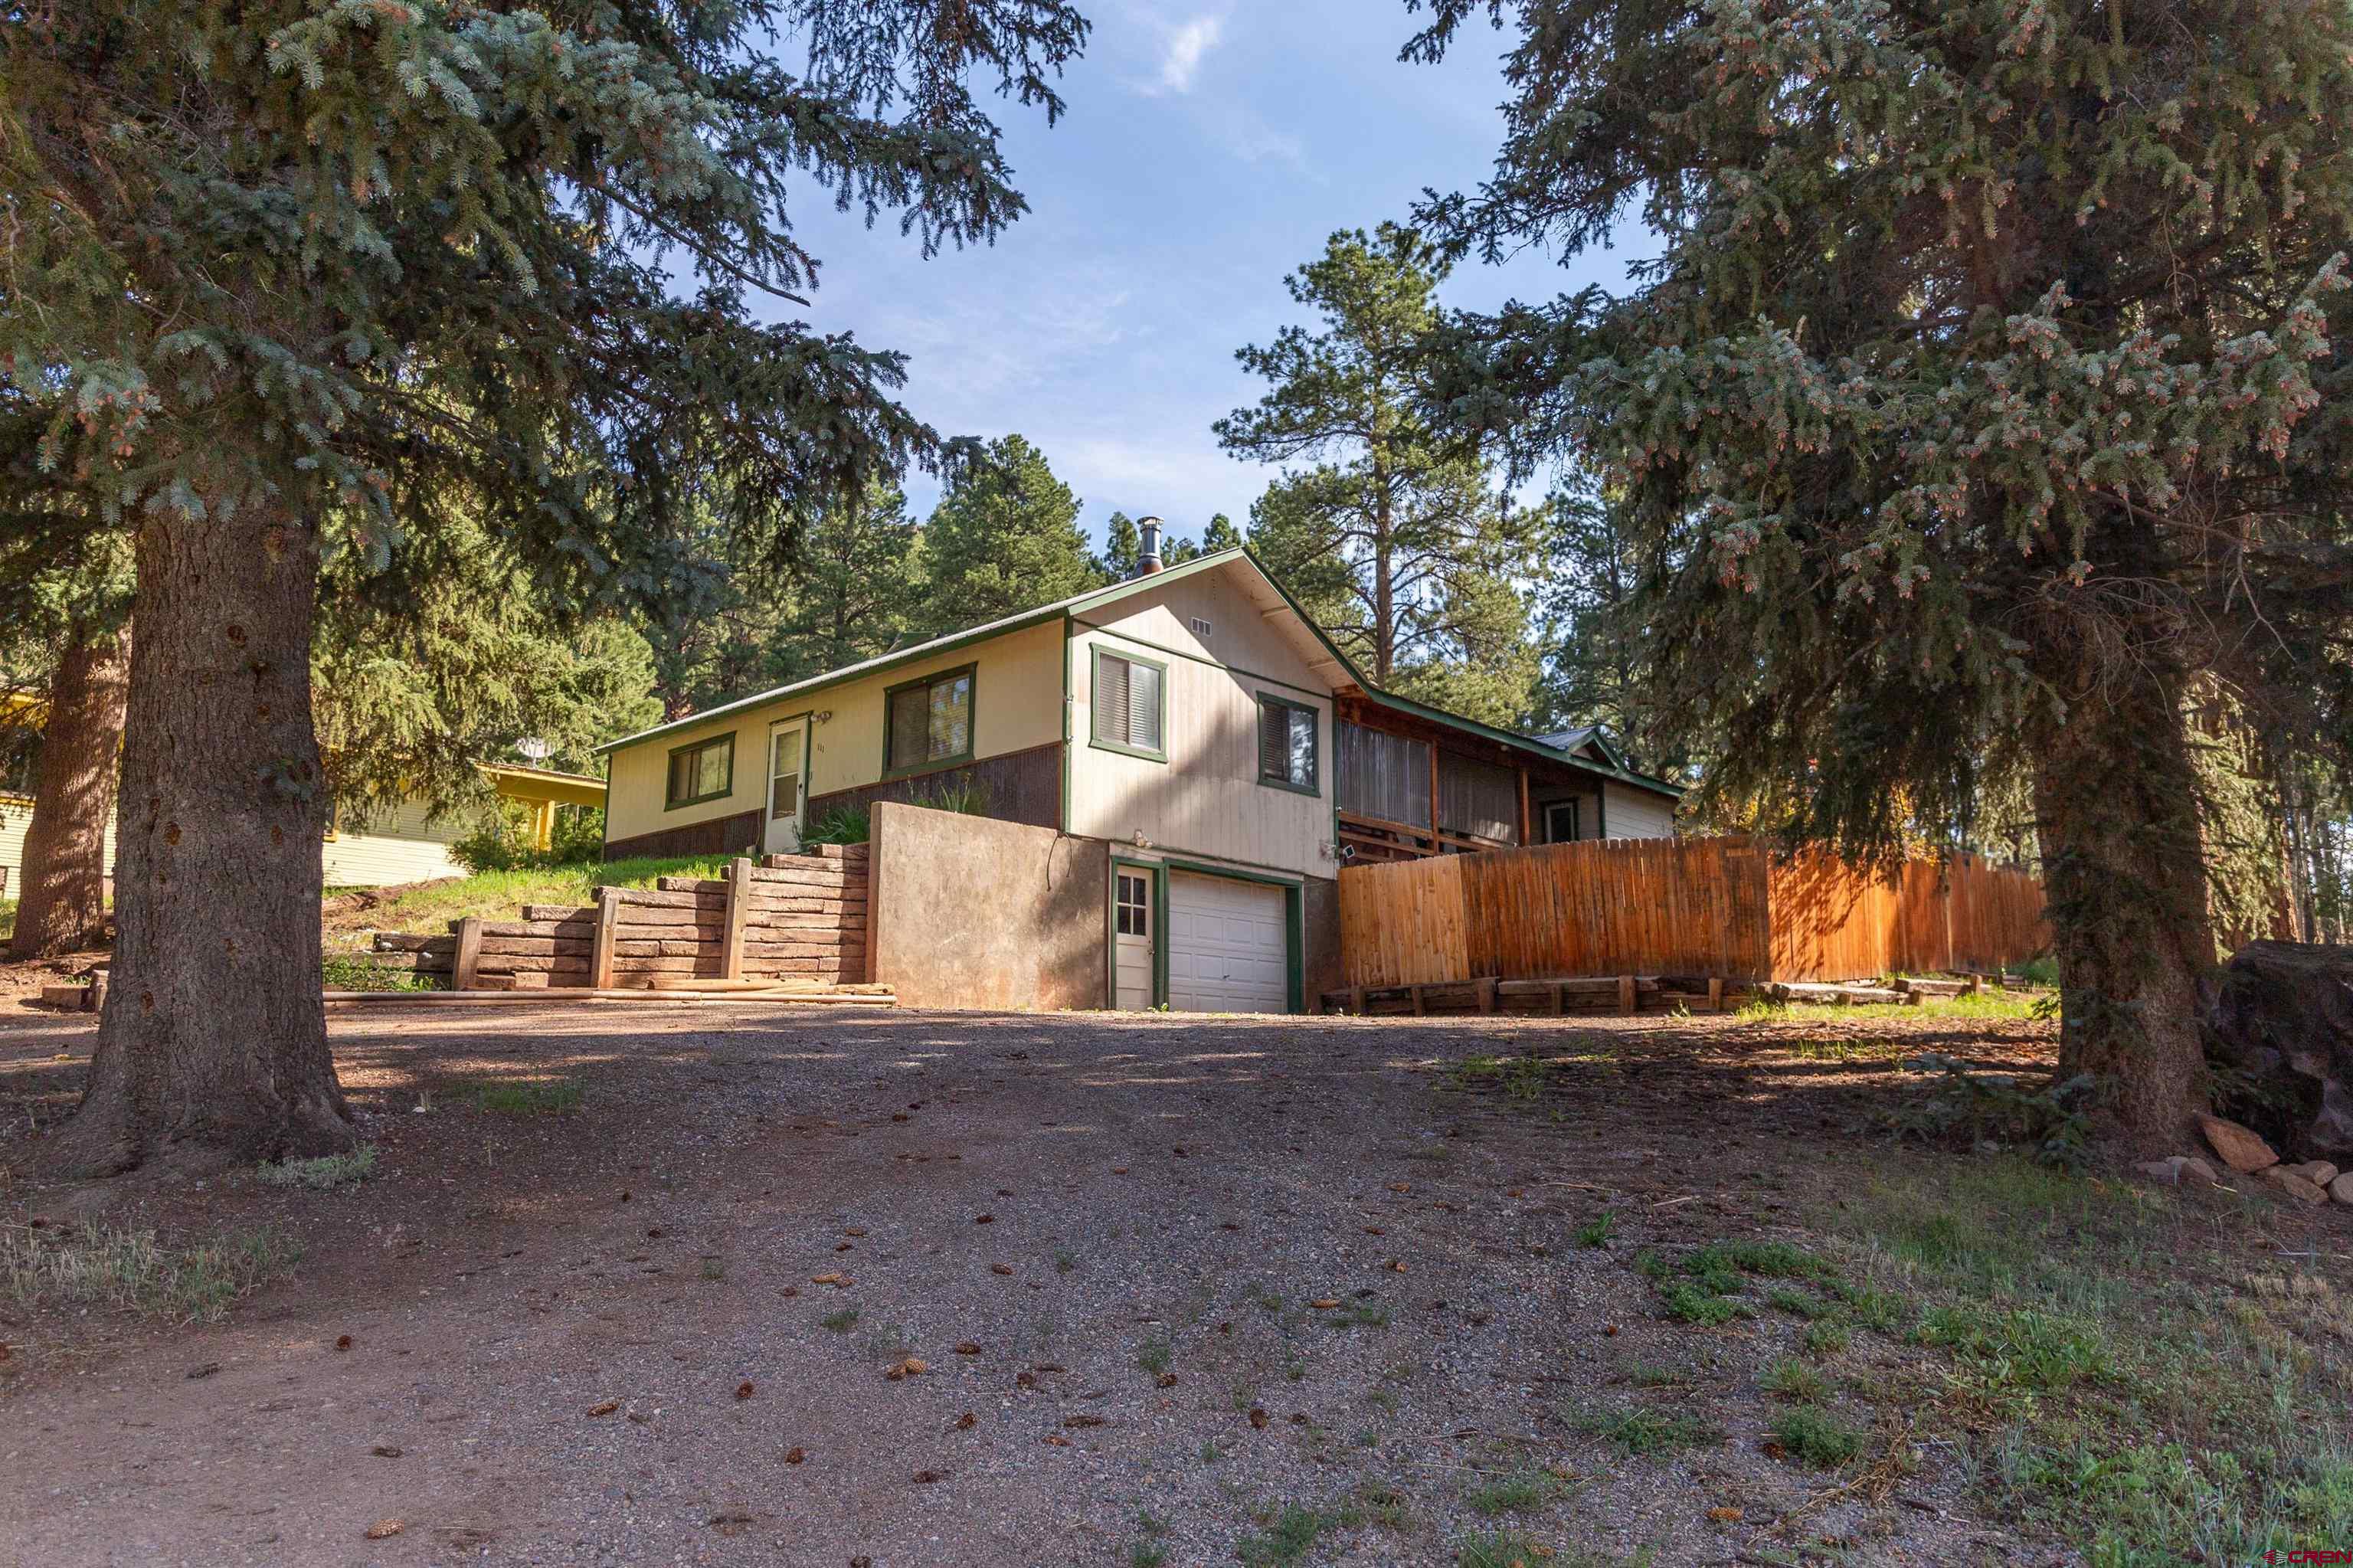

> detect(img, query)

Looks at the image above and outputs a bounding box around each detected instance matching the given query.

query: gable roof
[595,547,1265,756]
[594,545,1684,802]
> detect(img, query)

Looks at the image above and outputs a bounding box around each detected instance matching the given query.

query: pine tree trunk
[8,624,132,960]
[45,503,352,1177]
[2033,662,2217,1146]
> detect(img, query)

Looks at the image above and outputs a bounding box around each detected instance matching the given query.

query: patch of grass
[1916,1304,2115,1396]
[1128,1542,1167,1568]
[1802,1321,1852,1356]
[321,952,442,992]
[699,1256,725,1282]
[1765,1284,1835,1319]
[1457,1529,1559,1568]
[1200,1438,1223,1465]
[1824,1154,2353,1560]
[1625,1363,1685,1390]
[1577,1406,1722,1455]
[1659,1283,1746,1325]
[1464,1471,1557,1516]
[1,1224,299,1324]
[1576,1210,1617,1249]
[820,1308,860,1333]
[1055,1249,1077,1274]
[470,1077,583,1115]
[1235,1504,1334,1567]
[1759,1357,1828,1402]
[257,1144,378,1190]
[1769,1405,1865,1468]
[334,854,733,936]
[1139,1337,1173,1376]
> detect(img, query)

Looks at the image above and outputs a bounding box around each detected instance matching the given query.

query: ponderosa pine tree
[918,434,1103,634]
[1405,0,2353,1141]
[3,0,1088,1174]
[766,474,924,682]
[1218,225,1539,718]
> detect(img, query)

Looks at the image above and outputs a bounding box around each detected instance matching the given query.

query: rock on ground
[2203,940,2353,1158]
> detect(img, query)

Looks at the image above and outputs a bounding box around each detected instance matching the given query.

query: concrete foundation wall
[868,802,1108,1011]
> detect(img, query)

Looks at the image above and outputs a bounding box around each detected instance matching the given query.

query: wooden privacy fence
[1338,836,2047,989]
[371,845,868,989]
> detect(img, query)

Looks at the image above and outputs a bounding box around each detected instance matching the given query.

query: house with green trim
[594,527,1681,1013]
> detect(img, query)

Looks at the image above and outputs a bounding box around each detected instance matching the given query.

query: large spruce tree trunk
[8,624,132,960]
[2033,658,2217,1144]
[47,505,352,1177]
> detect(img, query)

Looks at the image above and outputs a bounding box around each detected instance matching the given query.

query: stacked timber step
[1323,974,1756,1018]
[367,844,875,994]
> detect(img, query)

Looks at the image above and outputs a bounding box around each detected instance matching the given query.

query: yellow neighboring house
[0,759,604,894]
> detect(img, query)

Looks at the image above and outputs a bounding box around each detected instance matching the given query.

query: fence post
[722,856,754,981]
[591,889,620,990]
[1617,974,1636,1015]
[1707,977,1724,1014]
[453,917,483,991]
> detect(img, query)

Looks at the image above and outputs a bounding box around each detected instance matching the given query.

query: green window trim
[663,732,736,810]
[1255,692,1321,797]
[1088,645,1169,762]
[882,663,977,780]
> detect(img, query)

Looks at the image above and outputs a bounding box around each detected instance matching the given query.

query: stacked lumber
[1323,973,1752,1019]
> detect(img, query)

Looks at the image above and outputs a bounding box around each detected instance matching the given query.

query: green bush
[800,803,871,846]
[451,802,606,873]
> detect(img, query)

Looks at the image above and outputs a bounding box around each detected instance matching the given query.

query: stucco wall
[603,619,1067,848]
[866,801,1108,1011]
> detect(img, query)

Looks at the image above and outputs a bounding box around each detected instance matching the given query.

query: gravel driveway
[0,1002,2052,1566]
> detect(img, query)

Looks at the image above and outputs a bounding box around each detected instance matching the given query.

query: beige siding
[323,797,470,887]
[1069,568,1332,692]
[0,793,119,888]
[602,619,1068,846]
[1069,625,1338,879]
[1602,781,1677,839]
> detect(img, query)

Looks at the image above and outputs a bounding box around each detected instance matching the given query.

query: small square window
[1116,872,1151,936]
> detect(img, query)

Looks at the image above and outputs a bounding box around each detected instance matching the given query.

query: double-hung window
[666,734,735,809]
[885,666,974,776]
[1091,649,1166,759]
[1256,696,1319,794]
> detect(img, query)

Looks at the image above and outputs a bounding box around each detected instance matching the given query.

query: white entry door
[1166,872,1289,1014]
[764,720,807,855]
[1113,869,1155,1010]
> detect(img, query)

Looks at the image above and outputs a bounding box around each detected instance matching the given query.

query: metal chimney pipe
[1137,516,1164,574]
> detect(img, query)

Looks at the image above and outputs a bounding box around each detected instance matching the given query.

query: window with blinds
[885,666,974,774]
[1256,696,1319,793]
[1091,649,1165,757]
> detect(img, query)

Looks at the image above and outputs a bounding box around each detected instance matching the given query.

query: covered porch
[1332,691,1640,864]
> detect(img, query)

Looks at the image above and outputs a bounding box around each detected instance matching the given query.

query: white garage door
[1167,872,1290,1013]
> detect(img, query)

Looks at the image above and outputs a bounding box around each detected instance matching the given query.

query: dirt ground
[0,997,2284,1566]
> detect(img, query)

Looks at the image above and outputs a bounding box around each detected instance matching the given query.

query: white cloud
[1150,14,1222,95]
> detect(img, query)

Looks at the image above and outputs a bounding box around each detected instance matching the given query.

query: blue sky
[778,1,1656,555]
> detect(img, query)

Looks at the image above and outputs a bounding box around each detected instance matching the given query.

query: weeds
[321,953,440,993]
[820,1308,860,1333]
[1576,1210,1617,1249]
[2,1224,299,1324]
[1139,1338,1173,1376]
[470,1078,583,1115]
[1759,1358,1828,1402]
[1457,1530,1557,1568]
[1769,1405,1865,1468]
[1577,1406,1721,1456]
[1891,1054,2097,1168]
[257,1145,378,1190]
[1464,1471,1557,1516]
[1235,1504,1334,1567]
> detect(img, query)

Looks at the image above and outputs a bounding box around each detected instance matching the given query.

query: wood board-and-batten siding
[805,743,1060,833]
[1338,836,2048,988]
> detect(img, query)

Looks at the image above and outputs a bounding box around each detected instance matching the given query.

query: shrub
[800,803,871,846]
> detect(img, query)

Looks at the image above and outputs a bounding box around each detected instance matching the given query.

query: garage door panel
[1167,872,1289,1013]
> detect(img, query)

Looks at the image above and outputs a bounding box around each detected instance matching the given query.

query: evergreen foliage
[918,434,1105,634]
[1405,0,2353,1135]
[765,475,924,683]
[1218,224,1539,723]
